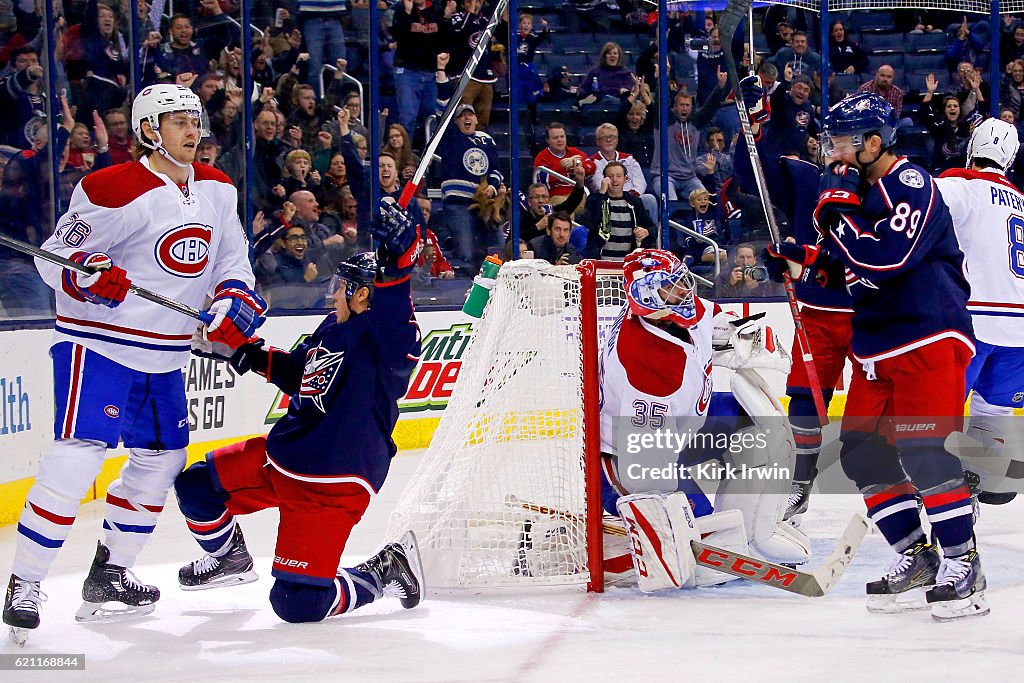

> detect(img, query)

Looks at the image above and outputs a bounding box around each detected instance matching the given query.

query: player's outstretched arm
[228,338,308,396]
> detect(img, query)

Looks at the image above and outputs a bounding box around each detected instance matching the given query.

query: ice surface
[1,450,1021,682]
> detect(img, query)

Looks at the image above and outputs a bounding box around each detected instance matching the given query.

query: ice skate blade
[399,530,425,609]
[931,591,990,622]
[866,587,931,613]
[179,570,258,591]
[8,625,32,646]
[75,600,156,623]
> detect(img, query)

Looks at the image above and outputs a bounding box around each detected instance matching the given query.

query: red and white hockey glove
[65,252,132,307]
[202,283,268,349]
[813,162,862,233]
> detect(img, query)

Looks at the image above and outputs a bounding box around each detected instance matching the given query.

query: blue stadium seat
[832,73,863,95]
[846,11,895,33]
[907,32,948,53]
[904,53,946,73]
[906,71,951,93]
[548,32,596,56]
[545,53,592,76]
[896,126,931,160]
[861,31,905,54]
[867,53,904,73]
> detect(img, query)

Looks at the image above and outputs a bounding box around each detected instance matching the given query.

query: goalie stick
[397,0,510,209]
[511,497,869,598]
[0,232,210,323]
[717,0,829,425]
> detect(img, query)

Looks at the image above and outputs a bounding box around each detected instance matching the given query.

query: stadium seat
[548,32,596,55]
[907,32,948,54]
[904,53,947,73]
[906,70,951,93]
[832,73,863,94]
[896,126,932,161]
[546,53,592,77]
[867,53,904,73]
[847,11,895,33]
[861,31,905,54]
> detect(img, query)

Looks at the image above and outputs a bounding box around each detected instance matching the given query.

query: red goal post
[387,260,629,594]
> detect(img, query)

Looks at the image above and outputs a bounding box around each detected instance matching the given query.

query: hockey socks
[175,461,236,556]
[330,567,382,616]
[864,482,925,552]
[920,484,975,557]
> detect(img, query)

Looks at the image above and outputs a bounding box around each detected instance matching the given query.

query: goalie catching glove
[65,252,132,307]
[763,243,846,290]
[202,281,267,349]
[375,197,423,279]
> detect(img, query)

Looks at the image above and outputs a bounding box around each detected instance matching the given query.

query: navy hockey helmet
[821,93,898,158]
[329,252,377,300]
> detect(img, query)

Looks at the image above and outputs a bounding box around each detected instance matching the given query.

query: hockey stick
[397,0,510,209]
[718,0,829,425]
[510,496,869,598]
[0,232,210,322]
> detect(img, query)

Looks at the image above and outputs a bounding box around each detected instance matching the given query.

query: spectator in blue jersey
[192,0,239,63]
[946,17,985,74]
[676,187,727,275]
[437,103,503,273]
[392,0,448,143]
[448,0,499,129]
[772,31,821,80]
[295,0,348,90]
[922,75,973,172]
[828,21,869,77]
[762,75,818,160]
[514,13,549,66]
[578,42,637,110]
[0,47,45,149]
[157,15,208,79]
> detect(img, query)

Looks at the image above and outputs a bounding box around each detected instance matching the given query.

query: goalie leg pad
[616,493,699,593]
[692,510,747,587]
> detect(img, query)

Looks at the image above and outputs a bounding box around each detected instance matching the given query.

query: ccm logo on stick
[696,548,798,587]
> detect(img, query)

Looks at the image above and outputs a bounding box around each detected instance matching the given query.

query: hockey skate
[179,525,258,591]
[926,550,990,621]
[75,542,160,623]
[783,481,812,524]
[358,531,424,609]
[865,541,940,613]
[4,575,44,646]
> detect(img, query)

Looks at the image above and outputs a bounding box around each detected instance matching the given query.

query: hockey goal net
[387,259,627,593]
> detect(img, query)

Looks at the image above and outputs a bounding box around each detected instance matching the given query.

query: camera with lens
[687,37,709,51]
[741,265,769,282]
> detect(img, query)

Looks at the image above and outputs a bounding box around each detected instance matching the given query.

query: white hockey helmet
[131,84,208,151]
[966,117,1019,173]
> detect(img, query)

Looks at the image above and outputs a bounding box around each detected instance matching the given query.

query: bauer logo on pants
[154,224,213,277]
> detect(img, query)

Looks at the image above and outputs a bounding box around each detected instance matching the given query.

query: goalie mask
[967,118,1019,173]
[328,252,377,303]
[623,249,698,328]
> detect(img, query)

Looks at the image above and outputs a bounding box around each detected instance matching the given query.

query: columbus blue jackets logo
[154,224,213,277]
[463,148,489,175]
[299,344,346,413]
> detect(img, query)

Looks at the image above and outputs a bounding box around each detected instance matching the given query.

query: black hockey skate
[357,531,424,609]
[865,541,940,613]
[179,525,258,591]
[4,575,44,646]
[926,549,989,621]
[75,542,160,623]
[783,481,812,524]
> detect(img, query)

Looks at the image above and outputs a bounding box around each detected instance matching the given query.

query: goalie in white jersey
[597,249,809,592]
[935,118,1024,505]
[3,85,265,644]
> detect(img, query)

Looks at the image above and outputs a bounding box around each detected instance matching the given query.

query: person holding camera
[713,243,781,299]
[527,210,581,266]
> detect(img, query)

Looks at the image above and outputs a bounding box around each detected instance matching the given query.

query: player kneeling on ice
[172,199,425,623]
[596,249,810,592]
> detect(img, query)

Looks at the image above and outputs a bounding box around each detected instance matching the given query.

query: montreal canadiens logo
[104,405,120,418]
[155,224,212,277]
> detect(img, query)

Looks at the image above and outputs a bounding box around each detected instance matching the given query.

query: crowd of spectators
[4,3,1024,319]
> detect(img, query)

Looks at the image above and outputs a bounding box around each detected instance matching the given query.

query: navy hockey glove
[229,339,268,377]
[65,252,132,307]
[202,283,268,349]
[737,74,771,127]
[813,163,863,234]
[764,243,845,289]
[375,197,423,278]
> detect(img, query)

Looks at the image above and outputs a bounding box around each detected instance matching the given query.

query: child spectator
[280,149,322,197]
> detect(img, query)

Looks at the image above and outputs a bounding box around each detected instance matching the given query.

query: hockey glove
[814,162,863,233]
[375,197,423,278]
[228,339,268,377]
[190,325,233,362]
[738,74,771,128]
[764,243,845,289]
[203,284,268,349]
[65,252,131,307]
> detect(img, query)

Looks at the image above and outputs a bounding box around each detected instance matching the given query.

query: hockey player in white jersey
[936,118,1024,507]
[3,84,264,645]
[597,249,809,592]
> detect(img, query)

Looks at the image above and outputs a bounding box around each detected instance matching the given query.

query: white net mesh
[387,260,626,590]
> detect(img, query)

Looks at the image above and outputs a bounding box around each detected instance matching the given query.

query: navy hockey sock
[788,393,828,482]
[864,482,924,552]
[332,567,382,615]
[174,462,235,555]
[921,484,976,557]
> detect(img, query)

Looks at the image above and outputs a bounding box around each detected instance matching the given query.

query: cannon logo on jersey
[154,224,213,277]
[299,344,346,413]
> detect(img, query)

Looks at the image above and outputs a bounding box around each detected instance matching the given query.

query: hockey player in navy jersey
[4,84,263,645]
[766,93,986,621]
[735,75,855,523]
[171,199,425,623]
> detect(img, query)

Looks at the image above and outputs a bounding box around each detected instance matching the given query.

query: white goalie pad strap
[691,510,747,588]
[616,493,699,593]
[712,314,792,373]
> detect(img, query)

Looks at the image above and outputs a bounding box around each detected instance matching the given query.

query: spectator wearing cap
[157,14,208,79]
[436,103,504,272]
[544,64,579,103]
[196,136,220,167]
[763,75,818,160]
